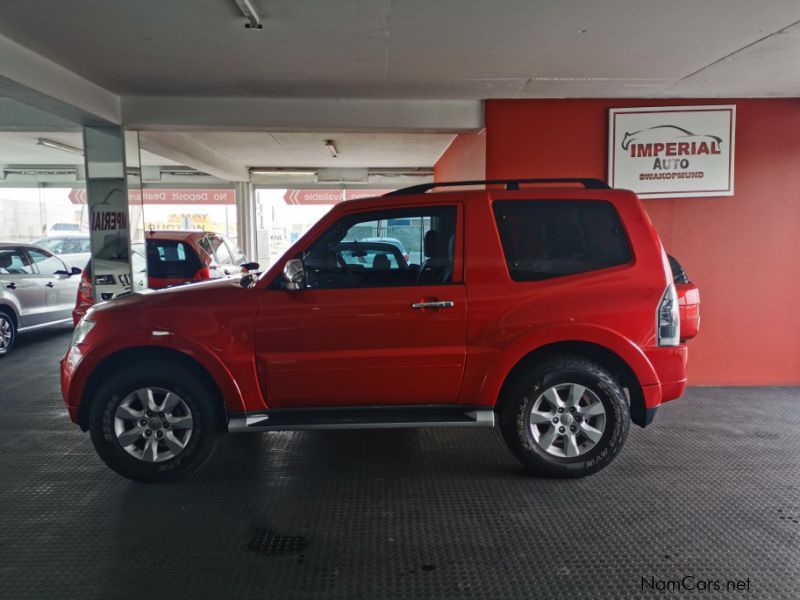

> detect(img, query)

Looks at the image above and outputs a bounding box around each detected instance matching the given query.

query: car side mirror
[241,261,260,272]
[71,266,82,276]
[283,258,306,291]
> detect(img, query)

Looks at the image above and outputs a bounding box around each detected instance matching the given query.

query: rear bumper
[642,345,688,409]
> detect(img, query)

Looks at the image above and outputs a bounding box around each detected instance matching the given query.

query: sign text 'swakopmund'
[608,105,735,198]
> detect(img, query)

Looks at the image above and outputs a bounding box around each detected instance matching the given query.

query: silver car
[32,235,91,271]
[0,242,82,356]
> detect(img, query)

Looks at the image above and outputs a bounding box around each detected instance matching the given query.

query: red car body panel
[677,282,700,341]
[62,186,696,429]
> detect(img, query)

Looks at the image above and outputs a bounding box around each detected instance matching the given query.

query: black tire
[88,360,219,483]
[0,309,16,357]
[499,355,630,478]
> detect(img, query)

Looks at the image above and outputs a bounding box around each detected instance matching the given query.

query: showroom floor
[0,328,797,600]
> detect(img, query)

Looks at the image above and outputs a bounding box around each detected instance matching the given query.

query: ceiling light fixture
[36,138,84,157]
[325,140,338,158]
[234,0,263,29]
[250,168,317,176]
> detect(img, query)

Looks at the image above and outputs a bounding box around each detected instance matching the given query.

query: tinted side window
[27,248,67,275]
[146,240,202,278]
[301,205,457,289]
[493,200,631,281]
[61,238,90,254]
[0,248,34,275]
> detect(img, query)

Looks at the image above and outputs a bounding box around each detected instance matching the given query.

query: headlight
[71,318,95,347]
[95,274,116,285]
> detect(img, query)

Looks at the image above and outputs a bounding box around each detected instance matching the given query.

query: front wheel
[0,311,16,357]
[499,356,630,478]
[89,361,219,482]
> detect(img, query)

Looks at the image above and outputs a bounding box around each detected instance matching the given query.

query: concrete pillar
[82,125,133,302]
[235,181,258,263]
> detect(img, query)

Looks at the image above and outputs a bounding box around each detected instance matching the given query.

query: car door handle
[5,283,16,290]
[46,282,54,288]
[411,300,455,310]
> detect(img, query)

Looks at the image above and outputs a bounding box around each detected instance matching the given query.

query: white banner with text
[608,105,735,198]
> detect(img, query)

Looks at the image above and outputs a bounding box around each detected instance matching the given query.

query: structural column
[235,181,257,263]
[82,125,133,302]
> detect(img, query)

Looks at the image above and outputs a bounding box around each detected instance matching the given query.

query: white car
[33,235,91,270]
[90,242,148,301]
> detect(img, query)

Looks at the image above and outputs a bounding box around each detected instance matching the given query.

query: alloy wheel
[527,383,606,458]
[113,387,194,463]
[0,316,12,352]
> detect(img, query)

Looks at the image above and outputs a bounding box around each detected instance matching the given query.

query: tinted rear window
[493,200,631,281]
[146,240,202,278]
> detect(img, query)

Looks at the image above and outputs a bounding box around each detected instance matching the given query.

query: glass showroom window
[140,188,238,245]
[0,188,88,242]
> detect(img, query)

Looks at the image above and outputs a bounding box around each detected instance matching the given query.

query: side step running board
[228,405,495,433]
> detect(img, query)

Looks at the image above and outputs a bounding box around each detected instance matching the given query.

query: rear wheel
[0,310,16,357]
[499,355,629,478]
[89,361,219,482]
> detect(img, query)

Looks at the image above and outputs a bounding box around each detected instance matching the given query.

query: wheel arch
[494,340,650,428]
[78,346,229,431]
[0,302,19,328]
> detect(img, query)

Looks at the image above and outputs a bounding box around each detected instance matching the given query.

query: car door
[0,247,47,328]
[25,247,77,323]
[254,203,467,409]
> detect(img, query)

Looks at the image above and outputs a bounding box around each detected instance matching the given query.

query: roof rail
[384,178,610,196]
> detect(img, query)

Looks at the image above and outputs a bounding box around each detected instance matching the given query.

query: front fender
[65,328,247,417]
[477,322,660,406]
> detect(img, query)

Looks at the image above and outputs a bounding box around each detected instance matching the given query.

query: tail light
[77,269,94,308]
[657,283,680,346]
[193,266,211,281]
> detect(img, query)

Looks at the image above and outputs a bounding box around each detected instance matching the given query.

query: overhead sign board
[608,105,735,198]
[69,188,235,205]
[283,189,391,205]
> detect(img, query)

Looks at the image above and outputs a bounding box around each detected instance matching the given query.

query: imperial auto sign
[608,105,735,198]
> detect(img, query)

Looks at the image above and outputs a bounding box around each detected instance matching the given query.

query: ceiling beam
[138,131,249,182]
[0,33,120,126]
[122,96,483,132]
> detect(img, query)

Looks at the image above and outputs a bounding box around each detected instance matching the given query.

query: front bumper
[61,345,84,424]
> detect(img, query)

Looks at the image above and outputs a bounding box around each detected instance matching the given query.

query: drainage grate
[248,527,308,555]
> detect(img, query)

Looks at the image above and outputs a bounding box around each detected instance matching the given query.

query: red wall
[434,130,486,181]
[436,99,800,384]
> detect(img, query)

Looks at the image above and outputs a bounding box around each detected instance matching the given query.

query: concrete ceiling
[185,131,454,168]
[0,0,798,98]
[0,131,177,167]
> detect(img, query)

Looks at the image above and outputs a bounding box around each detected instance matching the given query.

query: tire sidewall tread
[0,311,15,356]
[88,361,218,483]
[500,355,630,478]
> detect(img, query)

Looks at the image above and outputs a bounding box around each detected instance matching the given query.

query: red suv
[61,179,699,482]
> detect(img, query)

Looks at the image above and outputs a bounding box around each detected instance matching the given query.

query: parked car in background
[33,235,91,270]
[72,231,258,323]
[0,242,81,356]
[46,222,82,235]
[361,236,411,263]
